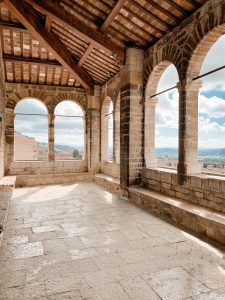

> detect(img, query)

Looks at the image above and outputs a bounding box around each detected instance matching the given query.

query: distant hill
[156,148,225,158]
[38,142,84,152]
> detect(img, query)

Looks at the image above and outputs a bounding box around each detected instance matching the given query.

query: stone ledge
[95,174,127,196]
[0,176,16,189]
[129,186,225,245]
[0,176,16,248]
[16,172,94,187]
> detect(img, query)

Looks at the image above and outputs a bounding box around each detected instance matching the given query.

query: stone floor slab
[0,182,225,299]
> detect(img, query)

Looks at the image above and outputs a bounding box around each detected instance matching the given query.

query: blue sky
[155,34,225,149]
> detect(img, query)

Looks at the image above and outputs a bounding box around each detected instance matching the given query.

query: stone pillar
[114,98,120,164]
[48,113,55,161]
[5,109,14,174]
[0,41,5,178]
[120,48,144,187]
[112,107,116,162]
[87,85,101,173]
[177,79,201,182]
[144,97,158,168]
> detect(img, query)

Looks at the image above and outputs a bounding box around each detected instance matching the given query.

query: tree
[73,149,80,159]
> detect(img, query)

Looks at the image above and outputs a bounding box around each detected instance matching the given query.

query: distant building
[14,132,48,161]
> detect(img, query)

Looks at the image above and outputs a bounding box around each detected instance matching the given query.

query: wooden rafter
[4,0,94,92]
[144,0,179,23]
[164,0,188,14]
[100,0,127,32]
[129,0,171,30]
[3,54,61,67]
[122,6,164,36]
[77,0,127,67]
[78,44,94,67]
[0,20,27,31]
[45,15,52,32]
[185,0,201,9]
[24,0,125,62]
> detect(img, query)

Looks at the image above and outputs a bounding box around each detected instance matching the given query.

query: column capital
[177,78,202,92]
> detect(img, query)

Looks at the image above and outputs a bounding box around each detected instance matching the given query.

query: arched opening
[14,98,48,161]
[197,34,225,174]
[187,27,225,175]
[54,101,85,160]
[101,97,114,161]
[145,62,179,169]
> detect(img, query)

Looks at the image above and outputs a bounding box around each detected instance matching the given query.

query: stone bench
[16,172,94,187]
[95,174,127,196]
[0,176,16,247]
[129,186,225,245]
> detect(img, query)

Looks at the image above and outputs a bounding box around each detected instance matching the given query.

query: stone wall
[0,40,5,179]
[8,160,87,176]
[143,168,225,214]
[101,161,120,179]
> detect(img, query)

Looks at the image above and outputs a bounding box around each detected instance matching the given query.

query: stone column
[177,79,202,183]
[114,99,120,164]
[120,47,144,187]
[112,107,116,162]
[87,85,101,173]
[48,113,55,161]
[144,97,158,168]
[5,109,14,174]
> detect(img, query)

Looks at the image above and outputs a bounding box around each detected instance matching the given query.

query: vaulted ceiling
[0,0,206,92]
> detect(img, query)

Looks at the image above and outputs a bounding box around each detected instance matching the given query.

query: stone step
[129,186,225,245]
[16,172,94,187]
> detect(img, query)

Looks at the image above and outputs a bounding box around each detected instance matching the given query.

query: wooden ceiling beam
[144,0,180,23]
[24,0,125,62]
[100,0,127,32]
[3,54,61,67]
[164,0,188,14]
[122,6,164,36]
[78,44,94,67]
[185,0,201,9]
[45,15,52,32]
[129,0,171,30]
[0,20,28,32]
[4,0,94,92]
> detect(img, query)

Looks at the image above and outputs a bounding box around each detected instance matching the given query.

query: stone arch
[49,92,87,113]
[6,89,49,110]
[144,45,182,91]
[14,97,48,114]
[144,61,179,168]
[187,24,225,79]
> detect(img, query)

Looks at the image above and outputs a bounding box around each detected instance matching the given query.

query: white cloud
[199,94,225,118]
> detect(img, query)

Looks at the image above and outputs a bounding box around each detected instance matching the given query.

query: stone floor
[0,182,225,300]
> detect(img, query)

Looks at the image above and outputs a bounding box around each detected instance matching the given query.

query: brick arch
[48,92,87,113]
[6,89,49,110]
[14,97,48,113]
[187,24,225,79]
